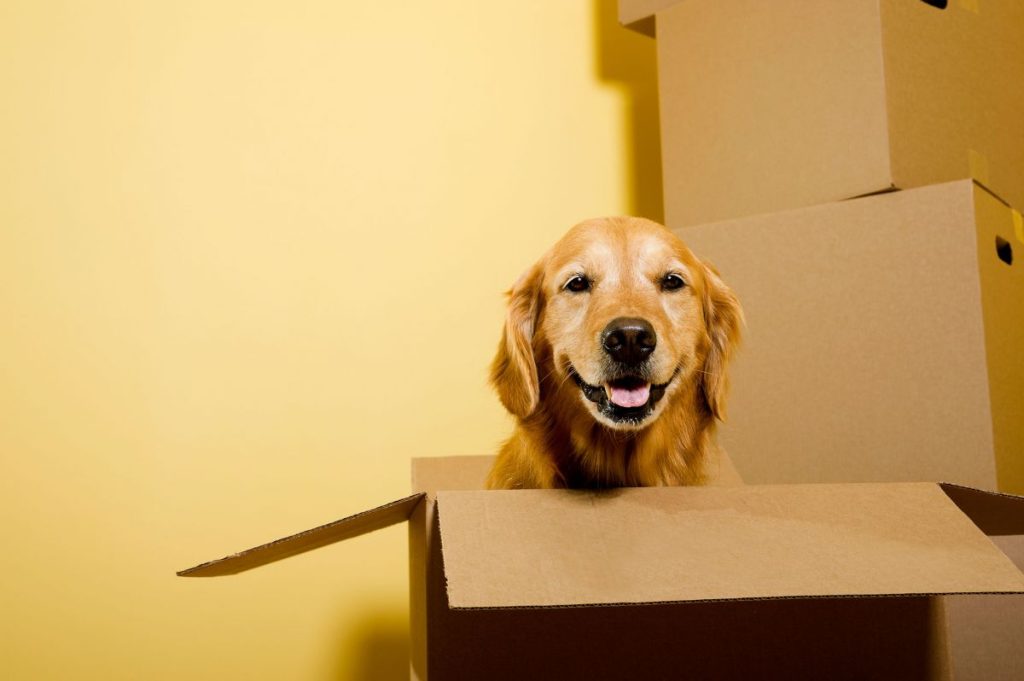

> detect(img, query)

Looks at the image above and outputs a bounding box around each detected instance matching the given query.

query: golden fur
[486,217,742,489]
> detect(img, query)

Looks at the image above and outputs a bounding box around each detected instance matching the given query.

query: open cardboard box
[619,0,1024,227]
[682,180,1024,496]
[181,455,1024,680]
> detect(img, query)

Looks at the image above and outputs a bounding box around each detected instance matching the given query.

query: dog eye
[661,273,686,291]
[564,275,591,293]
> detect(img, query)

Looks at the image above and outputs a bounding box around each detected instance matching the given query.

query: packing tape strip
[968,149,990,186]
[1013,209,1024,244]
[958,0,980,14]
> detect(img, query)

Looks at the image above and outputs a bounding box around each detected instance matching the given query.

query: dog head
[491,216,742,432]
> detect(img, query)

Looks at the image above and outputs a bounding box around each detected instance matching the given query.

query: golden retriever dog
[486,216,742,489]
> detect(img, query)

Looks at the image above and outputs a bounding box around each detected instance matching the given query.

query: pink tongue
[608,383,651,408]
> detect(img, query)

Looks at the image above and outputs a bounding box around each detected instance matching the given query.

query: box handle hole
[996,236,1013,266]
[920,0,948,8]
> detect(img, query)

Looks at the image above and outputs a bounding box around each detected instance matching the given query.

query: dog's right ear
[490,261,544,419]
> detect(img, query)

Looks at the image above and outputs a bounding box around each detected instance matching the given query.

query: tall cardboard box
[620,0,1024,227]
[181,456,1024,680]
[681,180,1024,494]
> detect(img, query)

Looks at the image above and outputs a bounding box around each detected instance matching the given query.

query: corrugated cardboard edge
[939,482,1024,536]
[441,590,1024,613]
[177,493,424,577]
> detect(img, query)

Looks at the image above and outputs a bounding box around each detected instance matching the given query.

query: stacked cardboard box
[617,0,1024,494]
[621,0,1024,227]
[683,180,1024,493]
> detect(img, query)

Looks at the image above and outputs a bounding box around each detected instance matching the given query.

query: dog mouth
[567,365,677,426]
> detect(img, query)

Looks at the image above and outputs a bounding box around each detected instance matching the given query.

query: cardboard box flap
[940,483,1024,537]
[177,493,424,577]
[411,455,492,494]
[437,484,1024,609]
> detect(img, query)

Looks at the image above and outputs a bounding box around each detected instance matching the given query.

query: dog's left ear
[490,261,544,419]
[699,261,743,420]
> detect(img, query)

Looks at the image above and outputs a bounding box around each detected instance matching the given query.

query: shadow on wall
[334,605,410,681]
[592,0,664,224]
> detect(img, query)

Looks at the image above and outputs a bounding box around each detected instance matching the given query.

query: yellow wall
[0,1,659,678]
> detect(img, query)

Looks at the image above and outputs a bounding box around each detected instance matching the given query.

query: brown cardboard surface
[882,1,1024,216]
[408,499,438,681]
[436,483,1024,609]
[946,590,1024,681]
[992,534,1024,574]
[407,452,742,680]
[419,466,963,680]
[638,0,1024,226]
[973,184,1024,493]
[701,441,744,485]
[681,180,1024,493]
[944,534,1024,681]
[176,493,423,577]
[408,451,735,680]
[411,454,492,495]
[656,0,892,227]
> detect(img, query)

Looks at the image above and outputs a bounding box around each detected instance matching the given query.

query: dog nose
[601,317,656,365]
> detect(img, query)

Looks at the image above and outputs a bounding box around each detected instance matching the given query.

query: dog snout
[601,317,656,366]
